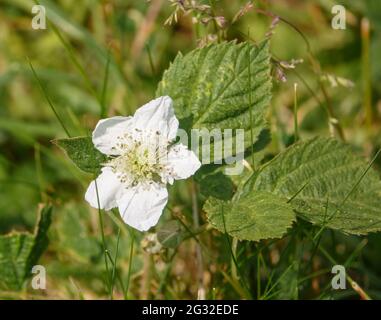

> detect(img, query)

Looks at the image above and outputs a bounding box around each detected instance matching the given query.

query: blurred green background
[0,0,381,299]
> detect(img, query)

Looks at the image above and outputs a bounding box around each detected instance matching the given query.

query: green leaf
[199,172,235,200]
[204,191,295,241]
[244,137,381,235]
[156,40,272,160]
[0,205,53,291]
[53,136,107,174]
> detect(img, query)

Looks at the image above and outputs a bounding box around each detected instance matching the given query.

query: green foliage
[2,0,381,300]
[156,40,271,159]
[204,191,295,241]
[53,136,107,174]
[199,172,235,200]
[0,205,53,291]
[244,137,381,235]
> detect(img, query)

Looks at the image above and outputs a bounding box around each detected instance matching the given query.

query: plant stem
[125,227,135,299]
[50,23,102,106]
[248,28,255,169]
[100,49,111,118]
[28,60,71,137]
[191,179,205,299]
[361,17,373,129]
[94,179,111,296]
[231,238,239,281]
[257,250,261,299]
[293,83,299,142]
[263,10,346,141]
[110,227,122,299]
[146,44,156,76]
[220,204,253,299]
[318,244,371,300]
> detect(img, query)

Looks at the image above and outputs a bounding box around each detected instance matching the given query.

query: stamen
[106,129,172,188]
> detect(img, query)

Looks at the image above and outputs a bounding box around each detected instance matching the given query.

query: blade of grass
[256,8,345,140]
[110,227,122,299]
[100,49,111,118]
[261,262,297,300]
[103,250,127,299]
[304,230,372,300]
[247,28,255,169]
[293,83,299,142]
[28,59,71,137]
[125,227,135,299]
[220,270,251,299]
[146,44,156,76]
[191,179,205,299]
[94,179,111,296]
[220,203,253,299]
[361,18,373,129]
[50,23,102,108]
[256,250,261,299]
[319,147,381,228]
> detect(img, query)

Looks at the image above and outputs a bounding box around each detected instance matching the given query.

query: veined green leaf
[204,191,295,241]
[156,40,271,160]
[245,137,381,235]
[0,205,53,291]
[53,136,107,174]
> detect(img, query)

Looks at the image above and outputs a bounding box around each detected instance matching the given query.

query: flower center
[106,129,170,188]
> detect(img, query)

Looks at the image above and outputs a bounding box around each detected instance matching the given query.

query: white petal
[85,168,123,211]
[116,183,168,231]
[166,144,201,182]
[132,96,179,140]
[92,116,132,155]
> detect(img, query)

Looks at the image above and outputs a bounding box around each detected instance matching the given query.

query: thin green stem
[28,60,71,137]
[231,238,239,281]
[191,179,205,299]
[247,28,255,169]
[50,23,102,107]
[110,227,122,299]
[100,49,111,118]
[94,179,111,295]
[146,44,156,76]
[261,262,296,300]
[361,18,373,129]
[293,83,299,142]
[125,227,135,299]
[323,148,381,227]
[220,204,252,299]
[256,250,261,299]
[259,9,346,140]
[318,242,371,300]
[304,230,372,300]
